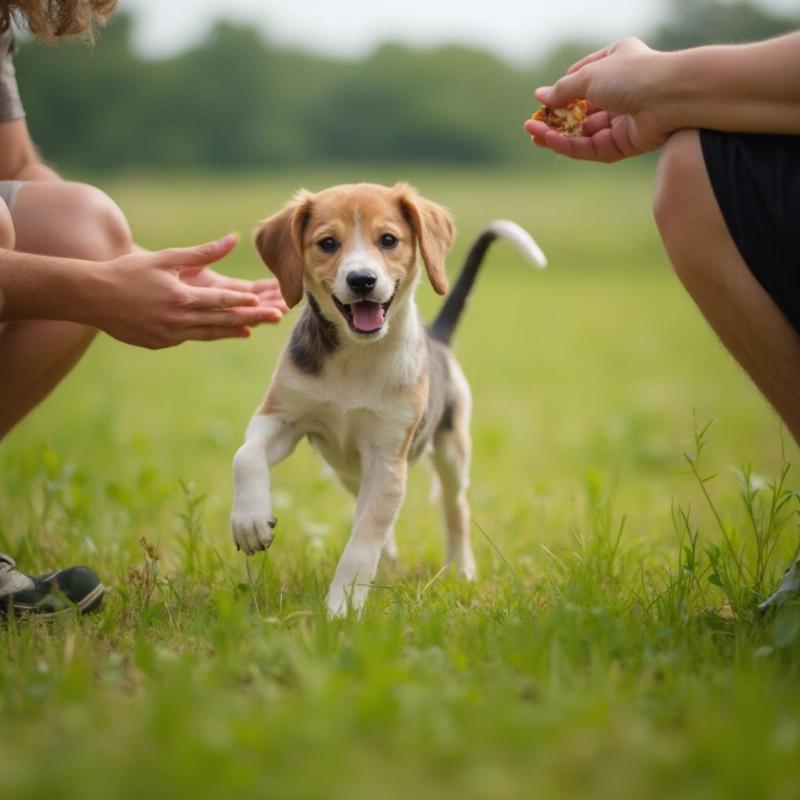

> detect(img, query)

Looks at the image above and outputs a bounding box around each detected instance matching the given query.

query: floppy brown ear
[395,183,454,295]
[253,190,314,308]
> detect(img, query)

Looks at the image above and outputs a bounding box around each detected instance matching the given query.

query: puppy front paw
[230,508,278,555]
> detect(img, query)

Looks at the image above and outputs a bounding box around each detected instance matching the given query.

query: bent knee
[653,129,731,284]
[66,183,133,261]
[0,198,15,250]
[14,181,132,261]
[653,129,705,236]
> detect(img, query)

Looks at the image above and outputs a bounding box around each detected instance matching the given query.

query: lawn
[1,161,799,800]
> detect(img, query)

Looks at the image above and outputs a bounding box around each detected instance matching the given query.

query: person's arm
[524,32,800,163]
[0,115,288,316]
[655,32,800,134]
[0,119,60,180]
[0,234,285,348]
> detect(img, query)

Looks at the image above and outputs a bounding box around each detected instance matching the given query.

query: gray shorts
[0,179,22,210]
[0,180,19,335]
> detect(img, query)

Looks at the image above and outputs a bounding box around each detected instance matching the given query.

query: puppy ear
[395,183,454,295]
[254,190,314,308]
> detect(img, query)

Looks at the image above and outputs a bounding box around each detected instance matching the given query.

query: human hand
[86,234,287,349]
[524,38,674,162]
[181,267,289,316]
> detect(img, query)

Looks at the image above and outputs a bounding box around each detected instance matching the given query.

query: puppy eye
[317,236,338,253]
[379,233,399,249]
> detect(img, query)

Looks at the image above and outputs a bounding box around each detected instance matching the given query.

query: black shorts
[700,129,800,334]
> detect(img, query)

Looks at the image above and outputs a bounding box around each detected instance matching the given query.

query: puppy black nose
[346,270,377,295]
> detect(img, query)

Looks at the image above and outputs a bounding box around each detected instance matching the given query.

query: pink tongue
[351,301,384,332]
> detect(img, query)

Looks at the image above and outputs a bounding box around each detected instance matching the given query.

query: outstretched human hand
[524,38,674,162]
[181,265,289,316]
[86,234,287,349]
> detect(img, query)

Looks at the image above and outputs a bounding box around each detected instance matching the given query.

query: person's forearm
[0,249,102,323]
[659,32,800,134]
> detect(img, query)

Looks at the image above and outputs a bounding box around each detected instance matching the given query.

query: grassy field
[1,161,799,799]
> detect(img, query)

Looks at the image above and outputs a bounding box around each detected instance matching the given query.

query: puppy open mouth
[332,296,394,334]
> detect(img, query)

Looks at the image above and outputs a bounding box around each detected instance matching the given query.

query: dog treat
[531,99,588,137]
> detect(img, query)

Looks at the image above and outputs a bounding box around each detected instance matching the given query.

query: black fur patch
[289,293,339,376]
[408,337,453,460]
[437,403,454,433]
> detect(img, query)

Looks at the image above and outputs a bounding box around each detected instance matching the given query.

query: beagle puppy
[230,183,546,616]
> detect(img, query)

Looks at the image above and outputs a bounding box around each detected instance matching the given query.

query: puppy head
[254,183,454,343]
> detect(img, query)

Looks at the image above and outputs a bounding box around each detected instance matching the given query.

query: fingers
[582,110,615,136]
[567,37,645,74]
[184,306,284,328]
[184,286,260,310]
[250,277,282,294]
[256,291,289,315]
[148,307,282,349]
[187,270,261,292]
[524,118,557,139]
[157,233,239,271]
[567,45,611,74]
[525,109,637,163]
[182,326,252,343]
[182,271,288,311]
[535,68,590,109]
[525,124,622,163]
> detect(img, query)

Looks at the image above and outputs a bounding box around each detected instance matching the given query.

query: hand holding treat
[531,99,588,137]
[524,38,674,162]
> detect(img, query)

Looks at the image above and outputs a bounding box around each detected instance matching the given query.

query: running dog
[230,182,546,616]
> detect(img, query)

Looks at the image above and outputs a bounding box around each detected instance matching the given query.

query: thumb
[157,233,239,271]
[535,69,589,109]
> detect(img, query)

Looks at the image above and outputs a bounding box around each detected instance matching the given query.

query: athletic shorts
[700,130,800,334]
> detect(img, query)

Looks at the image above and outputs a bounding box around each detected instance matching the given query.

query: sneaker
[758,558,800,613]
[0,553,104,619]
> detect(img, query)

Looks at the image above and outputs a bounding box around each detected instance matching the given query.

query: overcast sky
[122,0,800,63]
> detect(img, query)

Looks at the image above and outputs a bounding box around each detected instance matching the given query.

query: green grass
[1,162,800,800]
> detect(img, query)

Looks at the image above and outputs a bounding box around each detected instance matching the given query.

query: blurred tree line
[14,0,799,172]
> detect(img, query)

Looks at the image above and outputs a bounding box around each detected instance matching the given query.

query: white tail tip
[486,220,547,268]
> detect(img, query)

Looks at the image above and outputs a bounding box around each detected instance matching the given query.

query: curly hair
[0,0,117,42]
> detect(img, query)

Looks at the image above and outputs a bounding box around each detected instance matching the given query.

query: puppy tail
[428,220,547,345]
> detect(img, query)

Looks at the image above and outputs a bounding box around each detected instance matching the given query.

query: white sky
[122,0,800,63]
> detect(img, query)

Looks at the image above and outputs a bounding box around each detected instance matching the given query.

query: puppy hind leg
[432,425,476,581]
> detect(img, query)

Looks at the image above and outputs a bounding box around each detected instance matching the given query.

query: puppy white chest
[285,350,418,477]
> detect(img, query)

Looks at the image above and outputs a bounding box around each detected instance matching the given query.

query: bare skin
[0,119,287,440]
[522,33,800,446]
[653,129,800,443]
[523,33,800,607]
[524,34,800,161]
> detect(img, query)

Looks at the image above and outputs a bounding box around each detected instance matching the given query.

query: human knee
[653,129,704,237]
[653,129,720,286]
[0,198,15,250]
[63,183,133,261]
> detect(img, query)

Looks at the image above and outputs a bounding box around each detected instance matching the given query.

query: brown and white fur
[230,183,546,616]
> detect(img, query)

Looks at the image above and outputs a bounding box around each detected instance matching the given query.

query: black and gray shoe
[758,558,800,613]
[0,553,104,619]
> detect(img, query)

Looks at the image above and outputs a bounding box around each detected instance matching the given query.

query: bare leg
[653,130,800,442]
[0,182,133,439]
